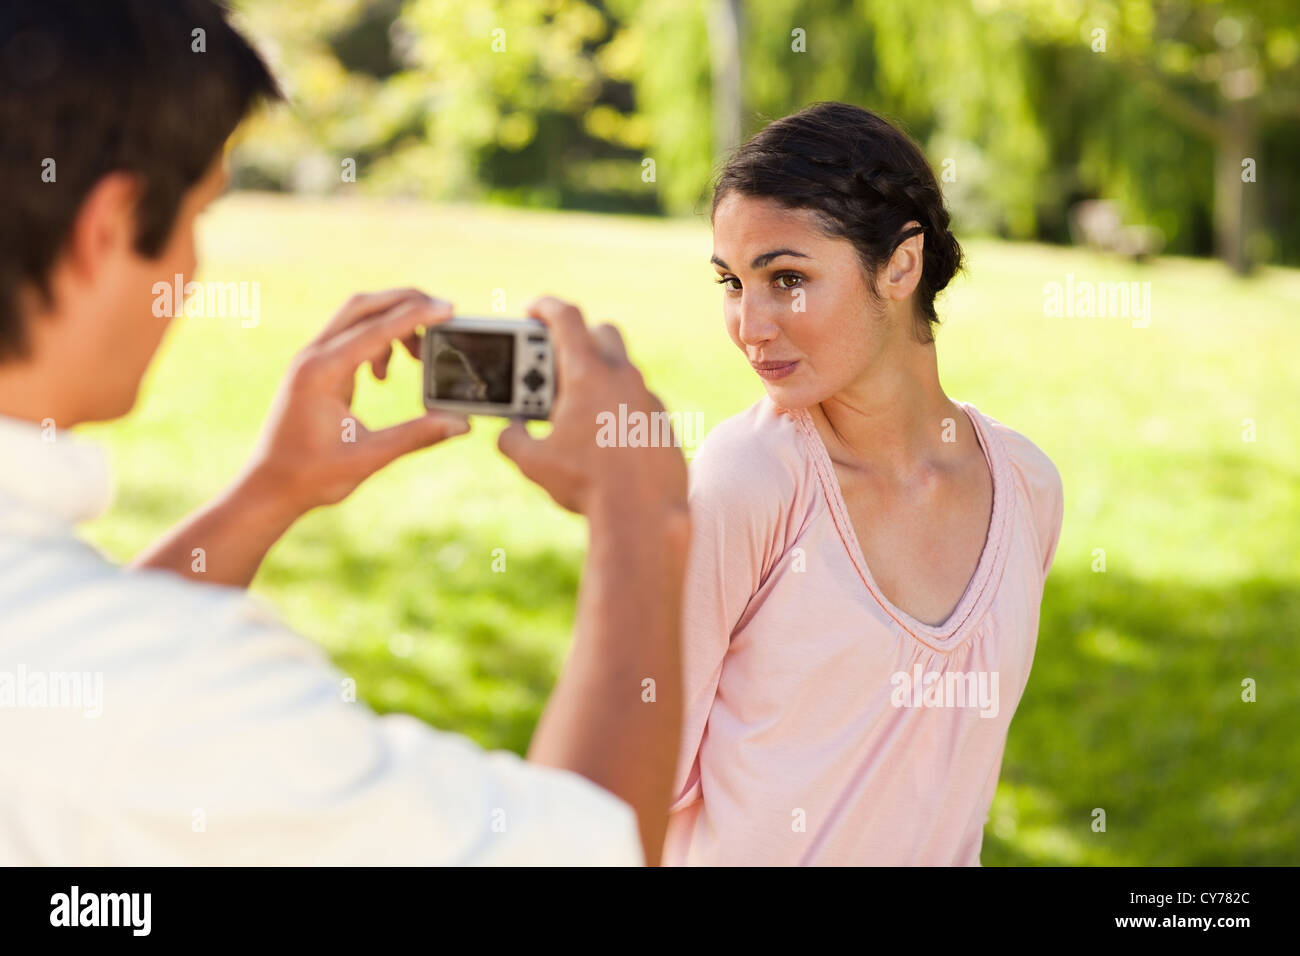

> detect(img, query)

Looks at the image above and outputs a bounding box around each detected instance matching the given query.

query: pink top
[662,396,1064,866]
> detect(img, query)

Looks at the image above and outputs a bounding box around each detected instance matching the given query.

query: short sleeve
[668,417,786,814]
[994,423,1065,580]
[1040,461,1064,578]
[987,418,1060,582]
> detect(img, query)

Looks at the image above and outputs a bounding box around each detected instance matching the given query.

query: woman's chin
[760,379,821,411]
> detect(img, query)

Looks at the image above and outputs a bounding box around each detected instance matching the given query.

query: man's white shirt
[0,415,642,865]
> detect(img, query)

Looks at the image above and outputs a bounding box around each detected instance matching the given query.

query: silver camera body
[421,317,555,420]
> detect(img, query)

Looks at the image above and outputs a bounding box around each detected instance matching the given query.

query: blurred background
[81,0,1299,864]
[226,0,1300,269]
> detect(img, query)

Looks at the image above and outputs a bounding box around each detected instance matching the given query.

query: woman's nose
[737,300,779,346]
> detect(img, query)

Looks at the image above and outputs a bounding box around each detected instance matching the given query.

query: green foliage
[602,0,714,215]
[235,0,659,210]
[735,0,1050,234]
[1009,0,1300,259]
[226,0,1300,260]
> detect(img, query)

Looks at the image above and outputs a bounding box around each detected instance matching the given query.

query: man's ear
[64,172,142,283]
[883,221,925,299]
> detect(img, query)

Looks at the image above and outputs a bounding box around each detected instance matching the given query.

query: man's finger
[497,420,546,482]
[371,332,422,378]
[309,288,429,347]
[318,297,453,377]
[371,344,393,381]
[368,411,470,465]
[525,296,599,369]
[591,323,628,365]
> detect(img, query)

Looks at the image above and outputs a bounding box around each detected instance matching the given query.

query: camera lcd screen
[430,331,514,404]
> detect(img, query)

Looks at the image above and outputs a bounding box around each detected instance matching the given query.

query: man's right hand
[497,296,688,521]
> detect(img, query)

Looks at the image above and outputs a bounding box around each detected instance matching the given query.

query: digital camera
[421,317,555,420]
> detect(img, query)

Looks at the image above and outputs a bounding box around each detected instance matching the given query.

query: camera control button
[523,369,546,392]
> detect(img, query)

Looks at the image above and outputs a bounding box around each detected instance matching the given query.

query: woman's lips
[752,359,799,381]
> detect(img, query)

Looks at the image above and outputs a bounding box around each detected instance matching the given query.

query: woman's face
[711,192,912,410]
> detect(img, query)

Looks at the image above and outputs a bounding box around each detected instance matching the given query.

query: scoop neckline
[793,399,1014,649]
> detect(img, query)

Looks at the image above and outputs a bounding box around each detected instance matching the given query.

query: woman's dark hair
[712,102,964,344]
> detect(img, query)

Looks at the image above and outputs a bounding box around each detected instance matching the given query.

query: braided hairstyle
[711,102,964,345]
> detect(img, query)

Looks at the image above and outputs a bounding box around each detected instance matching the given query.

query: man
[0,0,689,864]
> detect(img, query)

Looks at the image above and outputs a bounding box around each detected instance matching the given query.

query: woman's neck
[808,343,961,484]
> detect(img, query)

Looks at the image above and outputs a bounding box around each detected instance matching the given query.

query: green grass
[80,192,1300,864]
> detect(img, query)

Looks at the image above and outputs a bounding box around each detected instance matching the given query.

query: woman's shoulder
[693,396,805,476]
[689,396,811,510]
[686,397,818,576]
[969,405,1064,570]
[975,408,1062,500]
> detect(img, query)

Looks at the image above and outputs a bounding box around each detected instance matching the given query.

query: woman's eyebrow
[751,248,810,268]
[711,249,811,270]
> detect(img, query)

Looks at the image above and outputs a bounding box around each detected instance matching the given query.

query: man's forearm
[131,468,302,588]
[526,496,690,866]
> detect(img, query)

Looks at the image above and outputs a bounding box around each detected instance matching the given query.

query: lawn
[79,192,1300,864]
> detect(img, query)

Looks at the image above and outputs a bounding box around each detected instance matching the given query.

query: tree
[1016,0,1300,274]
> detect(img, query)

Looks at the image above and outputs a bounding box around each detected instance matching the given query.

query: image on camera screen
[430,331,515,404]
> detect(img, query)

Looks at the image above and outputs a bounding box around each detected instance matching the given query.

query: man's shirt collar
[0,414,113,525]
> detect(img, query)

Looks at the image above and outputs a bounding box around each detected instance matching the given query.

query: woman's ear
[884,221,925,294]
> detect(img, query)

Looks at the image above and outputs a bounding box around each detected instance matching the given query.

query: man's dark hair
[0,0,280,360]
[713,102,965,345]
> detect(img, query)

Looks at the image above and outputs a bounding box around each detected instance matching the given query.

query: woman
[662,102,1064,865]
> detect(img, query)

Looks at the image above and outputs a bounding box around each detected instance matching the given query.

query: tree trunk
[1214,78,1260,275]
[709,0,743,160]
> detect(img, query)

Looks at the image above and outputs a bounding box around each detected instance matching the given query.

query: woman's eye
[715,275,741,291]
[775,273,803,290]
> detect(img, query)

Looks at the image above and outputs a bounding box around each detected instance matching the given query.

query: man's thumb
[371,411,469,464]
[497,420,544,480]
